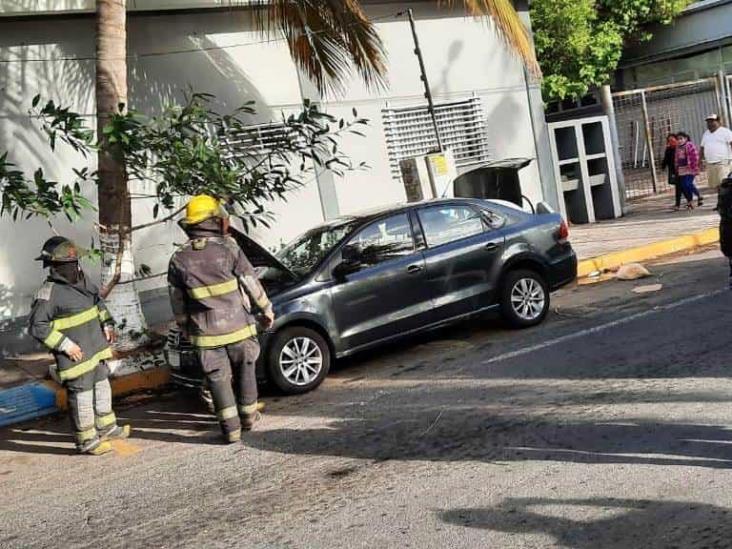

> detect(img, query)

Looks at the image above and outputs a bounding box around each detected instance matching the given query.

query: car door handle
[484,242,499,252]
[407,264,424,274]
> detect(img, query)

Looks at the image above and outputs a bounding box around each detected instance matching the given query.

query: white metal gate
[612,78,724,200]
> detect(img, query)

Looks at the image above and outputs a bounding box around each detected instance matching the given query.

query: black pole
[407,8,443,152]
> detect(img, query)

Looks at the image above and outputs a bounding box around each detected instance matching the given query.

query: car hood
[229,227,297,280]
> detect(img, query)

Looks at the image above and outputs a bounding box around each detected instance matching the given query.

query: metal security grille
[382,97,490,178]
[220,122,295,160]
[612,78,720,200]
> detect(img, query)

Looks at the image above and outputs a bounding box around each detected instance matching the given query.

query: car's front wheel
[266,326,331,394]
[499,269,550,328]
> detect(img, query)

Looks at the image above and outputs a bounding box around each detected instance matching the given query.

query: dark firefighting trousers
[198,337,260,435]
[65,362,119,451]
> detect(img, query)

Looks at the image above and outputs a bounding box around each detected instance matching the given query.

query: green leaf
[32,94,41,108]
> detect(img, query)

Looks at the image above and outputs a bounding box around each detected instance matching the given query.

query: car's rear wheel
[499,269,550,328]
[267,326,331,394]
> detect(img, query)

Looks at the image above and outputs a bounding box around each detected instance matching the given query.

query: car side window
[346,213,415,266]
[417,205,485,247]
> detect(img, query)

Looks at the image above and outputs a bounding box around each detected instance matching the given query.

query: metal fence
[612,78,726,200]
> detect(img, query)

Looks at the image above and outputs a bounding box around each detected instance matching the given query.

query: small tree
[531,0,692,101]
[1,93,368,351]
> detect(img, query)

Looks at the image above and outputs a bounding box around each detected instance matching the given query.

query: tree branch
[117,271,166,285]
[130,204,185,232]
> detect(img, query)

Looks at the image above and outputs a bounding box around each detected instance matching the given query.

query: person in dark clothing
[168,195,275,443]
[718,176,732,288]
[28,237,131,455]
[661,134,683,210]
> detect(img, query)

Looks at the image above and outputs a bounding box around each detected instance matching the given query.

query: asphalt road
[2,250,732,548]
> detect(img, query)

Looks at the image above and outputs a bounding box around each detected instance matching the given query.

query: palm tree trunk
[96,0,148,356]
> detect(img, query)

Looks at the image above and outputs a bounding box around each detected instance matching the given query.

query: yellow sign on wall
[429,154,449,176]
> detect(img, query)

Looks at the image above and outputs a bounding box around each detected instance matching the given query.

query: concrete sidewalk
[570,189,718,260]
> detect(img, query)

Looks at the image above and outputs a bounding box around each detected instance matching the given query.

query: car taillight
[556,219,569,244]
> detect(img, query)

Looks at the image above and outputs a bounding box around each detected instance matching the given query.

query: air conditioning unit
[399,149,457,202]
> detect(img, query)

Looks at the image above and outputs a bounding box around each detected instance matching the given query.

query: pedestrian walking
[700,114,732,193]
[28,237,130,455]
[674,131,703,209]
[168,195,275,443]
[661,133,683,210]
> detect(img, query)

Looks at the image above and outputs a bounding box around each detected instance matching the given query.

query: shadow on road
[439,497,732,548]
[244,409,732,469]
[0,394,220,455]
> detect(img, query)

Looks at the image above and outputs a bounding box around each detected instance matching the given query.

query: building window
[382,96,490,179]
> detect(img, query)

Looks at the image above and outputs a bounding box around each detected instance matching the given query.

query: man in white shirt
[700,114,732,190]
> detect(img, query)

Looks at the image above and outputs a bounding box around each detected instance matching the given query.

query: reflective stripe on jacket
[28,274,115,380]
[168,231,272,349]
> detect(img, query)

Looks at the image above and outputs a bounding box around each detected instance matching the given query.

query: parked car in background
[165,198,576,395]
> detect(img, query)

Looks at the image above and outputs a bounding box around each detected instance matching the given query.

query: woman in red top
[674,131,704,210]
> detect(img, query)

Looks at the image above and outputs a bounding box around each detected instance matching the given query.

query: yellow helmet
[182,195,227,226]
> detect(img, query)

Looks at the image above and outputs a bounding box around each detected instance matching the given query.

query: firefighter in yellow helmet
[168,196,275,443]
[28,237,131,455]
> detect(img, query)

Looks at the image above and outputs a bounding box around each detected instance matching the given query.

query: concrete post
[640,89,659,194]
[599,84,627,214]
[516,1,561,211]
[719,70,732,125]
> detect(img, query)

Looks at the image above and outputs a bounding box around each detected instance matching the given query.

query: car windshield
[275,219,360,276]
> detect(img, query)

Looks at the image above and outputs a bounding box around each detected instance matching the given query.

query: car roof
[325,198,489,227]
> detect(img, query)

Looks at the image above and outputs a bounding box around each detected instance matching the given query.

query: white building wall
[0,3,545,325]
[321,4,542,214]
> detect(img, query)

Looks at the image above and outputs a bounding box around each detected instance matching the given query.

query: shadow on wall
[127,11,278,120]
[0,283,41,357]
[485,92,525,155]
[440,497,732,548]
[435,39,464,96]
[0,17,96,175]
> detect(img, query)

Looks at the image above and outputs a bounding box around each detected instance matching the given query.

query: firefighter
[168,195,275,443]
[28,237,131,455]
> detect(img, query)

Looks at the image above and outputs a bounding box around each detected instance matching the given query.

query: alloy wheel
[279,336,324,386]
[510,277,546,321]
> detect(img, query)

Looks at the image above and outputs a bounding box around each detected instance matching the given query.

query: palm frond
[250,0,387,95]
[444,0,541,75]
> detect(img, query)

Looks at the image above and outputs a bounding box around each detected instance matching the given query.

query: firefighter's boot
[225,430,242,444]
[79,438,113,456]
[242,411,262,431]
[100,424,131,441]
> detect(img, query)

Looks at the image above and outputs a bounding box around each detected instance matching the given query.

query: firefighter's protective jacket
[28,273,115,381]
[168,229,272,349]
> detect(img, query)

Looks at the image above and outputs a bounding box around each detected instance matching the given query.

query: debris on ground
[578,272,615,285]
[616,263,651,280]
[632,283,663,294]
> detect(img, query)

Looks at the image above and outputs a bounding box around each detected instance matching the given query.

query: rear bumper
[548,249,577,290]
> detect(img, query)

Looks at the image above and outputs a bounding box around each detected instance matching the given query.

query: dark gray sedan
[166,198,576,394]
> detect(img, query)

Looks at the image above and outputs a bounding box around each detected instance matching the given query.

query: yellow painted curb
[49,367,171,411]
[577,227,719,278]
